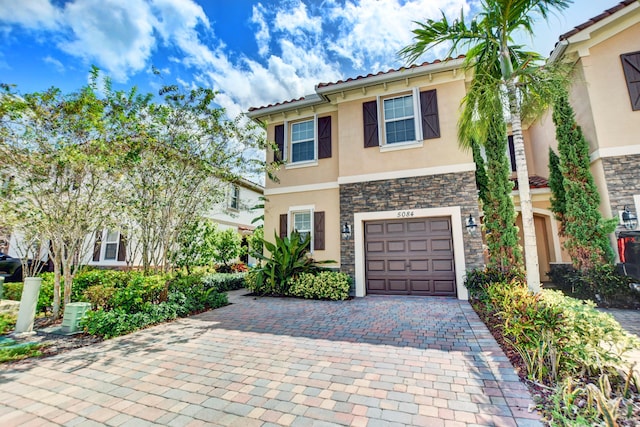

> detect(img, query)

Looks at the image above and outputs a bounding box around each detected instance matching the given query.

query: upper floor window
[621,51,640,111]
[383,94,416,144]
[229,185,240,210]
[363,88,439,149]
[274,116,332,166]
[104,230,120,261]
[291,120,315,163]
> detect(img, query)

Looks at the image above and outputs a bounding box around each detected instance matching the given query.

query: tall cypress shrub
[472,139,489,207]
[482,118,523,272]
[552,90,616,270]
[548,148,566,236]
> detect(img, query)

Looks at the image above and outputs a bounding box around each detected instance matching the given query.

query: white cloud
[274,1,322,38]
[326,0,470,70]
[43,55,65,73]
[60,0,157,82]
[0,0,61,30]
[251,3,270,57]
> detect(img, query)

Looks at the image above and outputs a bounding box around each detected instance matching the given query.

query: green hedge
[287,271,351,301]
[201,272,246,292]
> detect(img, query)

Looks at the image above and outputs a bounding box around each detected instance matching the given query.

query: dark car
[0,251,23,282]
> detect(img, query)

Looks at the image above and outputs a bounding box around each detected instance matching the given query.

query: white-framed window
[103,229,120,261]
[289,205,315,250]
[290,119,316,163]
[383,94,416,144]
[229,185,240,210]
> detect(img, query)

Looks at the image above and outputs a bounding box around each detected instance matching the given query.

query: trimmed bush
[288,271,351,301]
[464,267,524,300]
[202,272,246,292]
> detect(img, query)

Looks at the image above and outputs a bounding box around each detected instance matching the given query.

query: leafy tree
[170,218,217,274]
[551,90,616,270]
[0,76,121,318]
[400,0,572,291]
[117,85,265,273]
[213,228,244,273]
[471,139,489,207]
[482,115,523,271]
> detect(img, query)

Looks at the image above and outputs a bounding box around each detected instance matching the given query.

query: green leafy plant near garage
[288,272,351,301]
[465,269,640,425]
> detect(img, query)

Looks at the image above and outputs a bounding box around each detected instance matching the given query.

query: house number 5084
[397,211,414,218]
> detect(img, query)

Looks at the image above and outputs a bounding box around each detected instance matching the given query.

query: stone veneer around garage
[601,154,640,218]
[339,170,485,291]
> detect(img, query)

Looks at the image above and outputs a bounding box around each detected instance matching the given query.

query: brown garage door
[365,217,456,296]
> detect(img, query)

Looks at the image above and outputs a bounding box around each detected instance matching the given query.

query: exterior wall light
[465,214,478,235]
[341,222,352,240]
[622,206,638,230]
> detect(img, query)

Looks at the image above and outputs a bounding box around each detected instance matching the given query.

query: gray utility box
[61,302,91,334]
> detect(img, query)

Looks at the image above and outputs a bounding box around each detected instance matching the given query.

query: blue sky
[0,0,616,118]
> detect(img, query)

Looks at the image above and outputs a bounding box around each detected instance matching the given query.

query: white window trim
[229,184,240,210]
[288,205,315,252]
[102,229,120,262]
[377,87,423,149]
[284,115,318,167]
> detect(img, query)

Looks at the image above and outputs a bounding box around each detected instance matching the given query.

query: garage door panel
[366,223,384,234]
[434,280,455,293]
[433,259,454,272]
[386,223,404,233]
[387,241,405,252]
[367,279,386,291]
[408,240,428,251]
[431,239,452,252]
[430,219,451,232]
[367,241,384,252]
[409,260,429,271]
[407,221,426,232]
[388,260,406,271]
[388,279,408,291]
[367,260,385,271]
[365,217,456,296]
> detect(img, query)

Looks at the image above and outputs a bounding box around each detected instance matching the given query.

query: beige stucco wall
[524,111,558,178]
[571,21,640,151]
[265,109,339,190]
[264,188,341,264]
[336,77,472,179]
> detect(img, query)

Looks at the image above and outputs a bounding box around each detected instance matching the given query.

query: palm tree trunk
[507,80,541,292]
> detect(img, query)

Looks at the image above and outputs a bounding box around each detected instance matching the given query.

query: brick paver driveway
[0,290,542,426]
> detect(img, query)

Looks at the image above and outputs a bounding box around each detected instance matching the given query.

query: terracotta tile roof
[511,175,549,190]
[316,55,466,89]
[248,55,466,113]
[558,0,636,41]
[248,96,306,112]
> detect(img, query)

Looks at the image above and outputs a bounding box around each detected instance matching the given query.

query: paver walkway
[0,290,542,426]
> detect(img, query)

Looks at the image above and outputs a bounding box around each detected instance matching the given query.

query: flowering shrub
[288,271,351,301]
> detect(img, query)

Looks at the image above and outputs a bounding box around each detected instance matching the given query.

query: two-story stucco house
[248,0,640,298]
[248,56,486,299]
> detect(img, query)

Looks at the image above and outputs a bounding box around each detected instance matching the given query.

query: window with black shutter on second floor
[273,115,332,167]
[363,88,440,150]
[621,51,640,111]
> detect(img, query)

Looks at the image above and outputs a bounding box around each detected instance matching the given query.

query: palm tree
[400,0,572,291]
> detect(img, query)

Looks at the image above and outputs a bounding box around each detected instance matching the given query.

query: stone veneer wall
[601,154,640,218]
[339,171,485,288]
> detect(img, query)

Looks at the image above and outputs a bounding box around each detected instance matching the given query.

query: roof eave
[246,93,328,121]
[315,57,467,96]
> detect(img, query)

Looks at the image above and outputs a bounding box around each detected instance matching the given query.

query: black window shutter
[363,100,379,148]
[92,231,102,262]
[317,116,332,159]
[508,135,517,172]
[313,211,325,250]
[279,214,288,239]
[274,124,285,161]
[621,51,640,111]
[420,89,440,139]
[117,233,127,262]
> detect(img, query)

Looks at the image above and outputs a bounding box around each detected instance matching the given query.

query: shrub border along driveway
[0,290,541,426]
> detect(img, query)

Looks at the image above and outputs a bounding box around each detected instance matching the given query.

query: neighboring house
[248,56,485,299]
[5,178,264,269]
[529,0,640,263]
[247,0,640,297]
